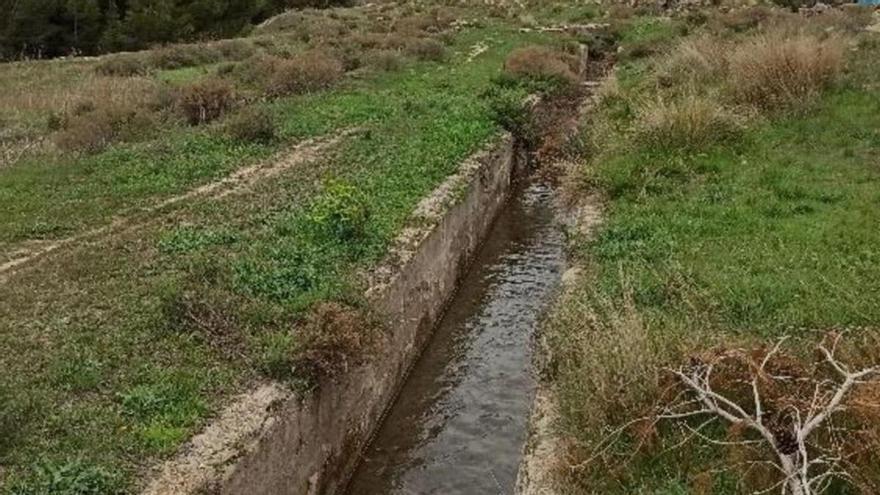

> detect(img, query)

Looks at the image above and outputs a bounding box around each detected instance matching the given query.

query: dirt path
[0,130,355,282]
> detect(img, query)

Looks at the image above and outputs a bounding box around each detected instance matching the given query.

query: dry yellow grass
[729,33,845,111]
[657,35,731,88]
[635,92,744,151]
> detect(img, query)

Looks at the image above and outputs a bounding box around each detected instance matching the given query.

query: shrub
[231,54,281,86]
[147,44,221,70]
[729,34,844,112]
[405,38,446,61]
[264,50,344,96]
[53,104,156,153]
[503,45,580,90]
[213,39,256,61]
[306,180,370,245]
[258,330,297,381]
[94,54,150,76]
[365,49,403,72]
[175,78,235,125]
[484,85,535,142]
[224,107,276,143]
[292,302,376,380]
[634,93,744,152]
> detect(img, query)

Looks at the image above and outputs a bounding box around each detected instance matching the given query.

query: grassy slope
[0,17,560,494]
[591,86,880,336]
[553,16,880,495]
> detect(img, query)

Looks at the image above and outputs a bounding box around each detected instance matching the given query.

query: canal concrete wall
[142,134,522,495]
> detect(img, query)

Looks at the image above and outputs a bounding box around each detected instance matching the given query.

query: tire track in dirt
[0,129,358,281]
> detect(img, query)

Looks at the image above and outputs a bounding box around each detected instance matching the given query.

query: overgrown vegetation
[0,2,575,492]
[549,5,880,494]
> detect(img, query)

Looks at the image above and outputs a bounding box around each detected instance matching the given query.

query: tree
[65,0,102,53]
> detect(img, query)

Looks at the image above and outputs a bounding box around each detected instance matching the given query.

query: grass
[0,7,568,492]
[549,8,880,494]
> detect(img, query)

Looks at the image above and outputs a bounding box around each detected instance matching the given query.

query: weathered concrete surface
[143,134,520,495]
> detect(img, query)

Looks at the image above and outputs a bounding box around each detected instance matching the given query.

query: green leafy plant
[8,460,123,495]
[306,180,371,245]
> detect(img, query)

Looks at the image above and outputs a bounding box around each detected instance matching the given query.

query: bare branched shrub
[504,45,580,87]
[176,78,235,125]
[660,334,880,495]
[265,50,344,96]
[729,34,845,112]
[635,93,744,152]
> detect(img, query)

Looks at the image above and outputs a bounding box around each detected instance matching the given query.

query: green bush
[307,181,370,245]
[257,330,296,381]
[483,83,535,143]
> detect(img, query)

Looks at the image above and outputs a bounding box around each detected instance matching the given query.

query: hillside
[2,0,880,494]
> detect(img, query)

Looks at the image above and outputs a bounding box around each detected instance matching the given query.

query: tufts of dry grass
[634,92,744,152]
[175,78,236,125]
[729,34,845,112]
[264,50,345,97]
[657,35,731,88]
[293,302,379,380]
[546,283,681,470]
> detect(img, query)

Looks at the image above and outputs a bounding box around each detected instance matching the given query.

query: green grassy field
[547,7,880,494]
[0,3,575,492]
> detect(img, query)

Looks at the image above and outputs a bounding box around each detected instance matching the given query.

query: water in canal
[346,178,565,495]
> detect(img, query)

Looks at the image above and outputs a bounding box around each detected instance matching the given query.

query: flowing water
[346,179,565,495]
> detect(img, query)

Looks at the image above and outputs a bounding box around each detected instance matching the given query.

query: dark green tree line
[0,0,350,59]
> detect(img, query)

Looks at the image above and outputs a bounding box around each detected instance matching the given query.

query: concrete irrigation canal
[346,178,565,494]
